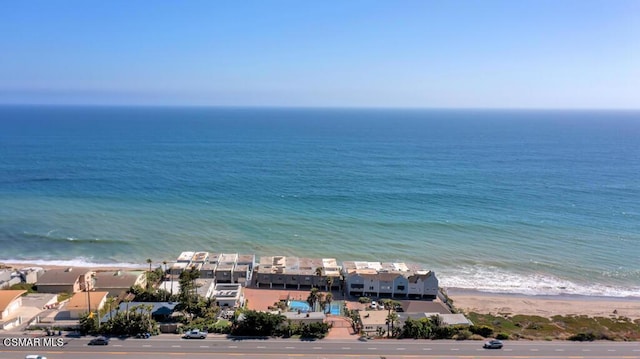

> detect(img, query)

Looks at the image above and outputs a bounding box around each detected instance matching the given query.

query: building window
[369,286,374,290]
[397,285,405,290]
[351,284,364,289]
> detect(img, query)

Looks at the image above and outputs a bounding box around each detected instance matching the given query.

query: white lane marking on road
[256,346,266,349]
[313,347,322,349]
[142,344,152,347]
[450,348,459,351]
[633,349,640,352]
[504,349,512,351]
[608,349,616,352]
[199,345,209,348]
[530,348,539,351]
[113,344,123,347]
[341,347,351,350]
[228,345,238,348]
[396,348,405,350]
[285,346,295,349]
[555,349,564,351]
[423,348,432,351]
[367,347,377,350]
[171,345,181,348]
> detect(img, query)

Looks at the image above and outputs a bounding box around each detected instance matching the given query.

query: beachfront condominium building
[168,251,254,286]
[343,261,439,299]
[255,256,341,290]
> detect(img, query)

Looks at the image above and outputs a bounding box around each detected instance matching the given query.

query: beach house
[0,290,27,320]
[358,310,389,336]
[0,289,27,330]
[211,283,244,308]
[93,270,147,297]
[36,268,95,294]
[65,291,108,319]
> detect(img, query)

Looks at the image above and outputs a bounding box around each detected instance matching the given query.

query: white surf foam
[438,265,640,298]
[0,257,146,269]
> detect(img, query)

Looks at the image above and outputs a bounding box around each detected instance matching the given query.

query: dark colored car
[135,333,151,339]
[88,337,109,345]
[483,339,503,349]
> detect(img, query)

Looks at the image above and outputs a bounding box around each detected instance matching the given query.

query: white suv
[25,356,47,359]
[183,329,208,339]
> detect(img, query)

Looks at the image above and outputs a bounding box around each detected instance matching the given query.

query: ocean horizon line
[1,103,640,112]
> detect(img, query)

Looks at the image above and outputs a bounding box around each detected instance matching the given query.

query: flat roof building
[177,251,195,263]
[255,256,341,290]
[343,261,438,299]
[212,283,244,308]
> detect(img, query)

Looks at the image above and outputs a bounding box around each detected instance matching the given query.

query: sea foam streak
[439,265,640,298]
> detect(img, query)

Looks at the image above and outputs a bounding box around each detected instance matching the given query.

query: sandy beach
[447,288,640,320]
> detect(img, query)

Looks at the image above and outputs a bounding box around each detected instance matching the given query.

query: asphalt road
[1,335,640,359]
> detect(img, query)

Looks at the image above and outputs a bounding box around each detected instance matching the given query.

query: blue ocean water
[1,106,639,297]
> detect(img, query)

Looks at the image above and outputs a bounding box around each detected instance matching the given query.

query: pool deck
[243,287,358,338]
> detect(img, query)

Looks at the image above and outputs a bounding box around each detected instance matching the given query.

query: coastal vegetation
[466,312,640,341]
[79,303,159,336]
[9,282,36,293]
[230,309,331,339]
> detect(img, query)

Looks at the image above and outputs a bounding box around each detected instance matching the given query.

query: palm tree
[386,311,399,338]
[324,293,333,313]
[381,299,401,312]
[326,276,334,292]
[317,293,325,312]
[315,267,324,289]
[146,258,153,290]
[105,297,117,320]
[162,261,168,300]
[307,287,320,311]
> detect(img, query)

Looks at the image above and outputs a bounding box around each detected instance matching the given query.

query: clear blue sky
[1,0,638,108]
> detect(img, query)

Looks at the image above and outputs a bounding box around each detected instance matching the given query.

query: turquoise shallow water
[0,106,639,297]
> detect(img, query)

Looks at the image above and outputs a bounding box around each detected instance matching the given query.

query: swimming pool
[326,301,342,315]
[289,300,311,312]
[289,300,342,315]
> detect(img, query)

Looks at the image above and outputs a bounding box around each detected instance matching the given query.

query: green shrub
[568,332,596,342]
[358,297,371,304]
[456,330,472,340]
[496,333,509,340]
[470,325,494,338]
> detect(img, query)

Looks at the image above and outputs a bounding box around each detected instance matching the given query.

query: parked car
[183,329,208,339]
[135,332,151,339]
[370,301,378,309]
[483,339,503,349]
[25,355,47,359]
[88,337,110,345]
